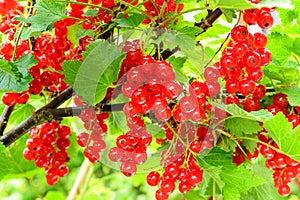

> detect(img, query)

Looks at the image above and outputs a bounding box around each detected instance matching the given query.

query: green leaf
[183,190,206,200]
[67,23,82,46]
[6,138,37,176]
[267,32,293,65]
[62,60,82,86]
[221,8,237,23]
[45,191,66,200]
[264,112,300,162]
[279,86,300,106]
[243,164,286,200]
[292,38,300,57]
[221,165,265,200]
[116,14,145,28]
[66,40,126,104]
[10,104,35,125]
[0,54,36,92]
[225,118,262,136]
[211,102,273,121]
[198,147,235,168]
[241,135,258,154]
[67,23,94,46]
[177,26,202,38]
[82,9,98,17]
[167,56,189,84]
[211,0,255,10]
[0,143,12,180]
[197,147,264,199]
[26,1,66,32]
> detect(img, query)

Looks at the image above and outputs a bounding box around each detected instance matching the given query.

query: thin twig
[0,105,15,136]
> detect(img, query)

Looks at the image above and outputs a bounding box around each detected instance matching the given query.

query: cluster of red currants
[149,123,216,199]
[108,128,150,177]
[218,23,271,112]
[75,104,109,163]
[148,152,204,200]
[0,0,18,23]
[244,6,275,29]
[267,93,300,128]
[23,122,71,185]
[259,133,300,196]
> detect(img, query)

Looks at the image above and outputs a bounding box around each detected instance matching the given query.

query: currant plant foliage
[0,0,300,199]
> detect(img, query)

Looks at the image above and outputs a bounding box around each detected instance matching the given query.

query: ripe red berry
[231,25,249,42]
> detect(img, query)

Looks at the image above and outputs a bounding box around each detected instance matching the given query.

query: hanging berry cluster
[23,122,71,185]
[76,106,109,163]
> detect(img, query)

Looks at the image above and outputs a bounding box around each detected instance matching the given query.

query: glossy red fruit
[2,92,18,106]
[231,25,249,42]
[243,50,261,68]
[273,93,289,109]
[238,78,256,96]
[257,11,274,29]
[253,32,268,48]
[277,184,290,197]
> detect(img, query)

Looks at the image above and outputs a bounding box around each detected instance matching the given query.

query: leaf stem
[239,136,284,154]
[12,22,25,61]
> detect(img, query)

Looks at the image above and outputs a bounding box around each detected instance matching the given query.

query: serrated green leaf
[116,14,145,28]
[197,147,264,198]
[221,165,265,200]
[198,147,235,168]
[26,1,66,32]
[177,26,202,38]
[13,54,37,80]
[211,102,273,121]
[267,32,293,65]
[264,112,300,162]
[279,86,300,106]
[0,54,36,92]
[243,164,286,200]
[262,64,288,84]
[225,118,262,136]
[68,40,125,104]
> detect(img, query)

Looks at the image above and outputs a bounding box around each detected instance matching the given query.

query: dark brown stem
[195,8,223,34]
[0,105,15,136]
[41,86,74,109]
[0,87,74,147]
[0,101,125,147]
